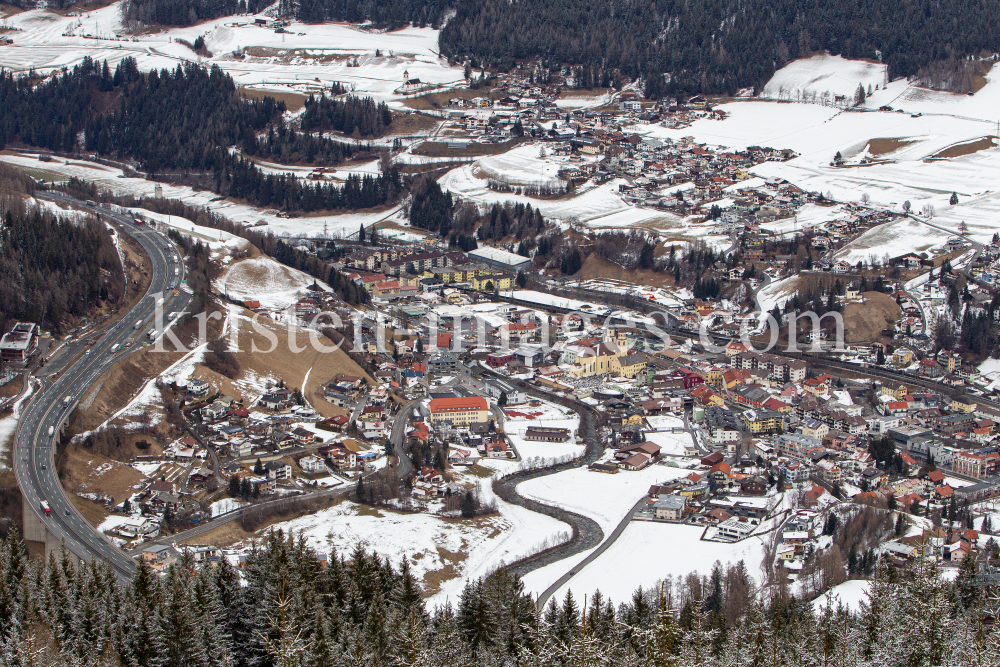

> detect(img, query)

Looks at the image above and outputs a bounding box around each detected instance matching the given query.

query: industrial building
[468,246,532,273]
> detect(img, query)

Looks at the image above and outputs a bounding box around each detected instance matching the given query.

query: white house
[298,454,328,474]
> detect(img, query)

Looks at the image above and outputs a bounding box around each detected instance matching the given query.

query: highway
[13,191,191,580]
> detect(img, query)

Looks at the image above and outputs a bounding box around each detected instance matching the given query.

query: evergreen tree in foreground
[0,526,999,666]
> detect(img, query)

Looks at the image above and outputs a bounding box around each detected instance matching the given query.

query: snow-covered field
[761,55,888,104]
[812,578,870,613]
[210,497,245,517]
[644,431,694,457]
[755,275,800,320]
[553,91,614,109]
[833,216,952,264]
[474,143,597,187]
[518,465,690,534]
[216,255,323,310]
[512,461,765,603]
[439,165,641,225]
[272,480,568,606]
[0,4,463,105]
[535,521,765,605]
[0,152,405,238]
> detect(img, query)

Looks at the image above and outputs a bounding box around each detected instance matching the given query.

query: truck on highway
[63,395,71,408]
[134,320,142,329]
[47,426,54,437]
[40,501,50,516]
[174,267,178,276]
[147,329,157,341]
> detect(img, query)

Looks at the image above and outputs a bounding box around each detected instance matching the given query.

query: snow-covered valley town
[3,2,1000,662]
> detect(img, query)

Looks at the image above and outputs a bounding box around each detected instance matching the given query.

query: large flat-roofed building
[429,396,488,427]
[468,246,532,273]
[0,322,38,362]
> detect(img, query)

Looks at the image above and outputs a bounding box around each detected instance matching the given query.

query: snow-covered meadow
[0,4,463,105]
[272,472,571,607]
[0,152,405,238]
[215,255,323,310]
[761,55,888,104]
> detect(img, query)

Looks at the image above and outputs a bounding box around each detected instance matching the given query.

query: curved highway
[14,191,190,579]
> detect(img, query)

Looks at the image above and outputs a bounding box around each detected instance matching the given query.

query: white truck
[63,395,70,408]
[134,319,142,329]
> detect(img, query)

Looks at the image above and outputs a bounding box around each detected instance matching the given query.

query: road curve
[389,399,420,480]
[14,191,190,580]
[534,495,648,609]
[473,369,610,590]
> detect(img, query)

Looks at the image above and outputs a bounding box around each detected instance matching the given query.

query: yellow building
[724,341,748,357]
[742,409,784,434]
[429,396,488,427]
[951,398,976,414]
[570,342,622,378]
[704,367,724,387]
[614,352,648,379]
[471,273,513,291]
[880,381,908,401]
[371,281,401,299]
[622,413,643,426]
[604,327,632,349]
[892,347,914,366]
[425,267,463,283]
[690,385,724,407]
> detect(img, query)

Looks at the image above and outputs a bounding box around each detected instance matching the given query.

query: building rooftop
[430,396,488,413]
[468,246,532,267]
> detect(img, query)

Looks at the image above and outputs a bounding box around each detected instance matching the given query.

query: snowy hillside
[215,256,327,310]
[761,54,889,104]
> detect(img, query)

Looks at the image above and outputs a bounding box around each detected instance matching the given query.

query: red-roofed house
[762,397,793,413]
[429,396,488,427]
[934,485,954,499]
[925,469,945,485]
[883,401,909,415]
[708,461,731,484]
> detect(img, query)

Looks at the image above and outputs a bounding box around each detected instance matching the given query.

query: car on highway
[65,510,70,516]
